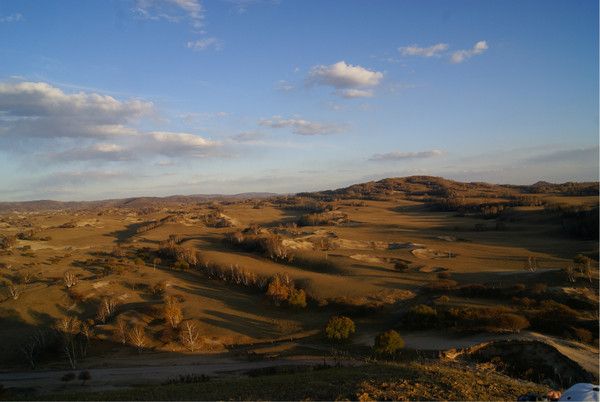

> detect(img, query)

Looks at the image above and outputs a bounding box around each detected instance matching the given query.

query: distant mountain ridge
[1,175,597,212]
[0,192,277,212]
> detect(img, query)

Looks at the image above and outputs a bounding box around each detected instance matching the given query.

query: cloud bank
[259,116,345,135]
[369,149,444,161]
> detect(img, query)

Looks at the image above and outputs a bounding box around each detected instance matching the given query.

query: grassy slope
[29,362,549,401]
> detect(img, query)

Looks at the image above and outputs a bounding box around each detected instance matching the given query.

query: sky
[0,0,598,201]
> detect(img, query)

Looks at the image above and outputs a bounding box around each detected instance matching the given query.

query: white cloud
[187,37,223,51]
[231,131,266,142]
[134,0,204,28]
[399,43,448,57]
[0,80,220,162]
[450,41,488,63]
[259,116,345,135]
[223,0,279,14]
[337,89,373,99]
[308,61,383,89]
[0,81,153,139]
[0,13,23,23]
[369,150,444,161]
[275,80,294,92]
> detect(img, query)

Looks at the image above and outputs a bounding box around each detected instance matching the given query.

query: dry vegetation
[0,176,598,399]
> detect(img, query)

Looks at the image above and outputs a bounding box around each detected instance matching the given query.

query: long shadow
[202,309,281,339]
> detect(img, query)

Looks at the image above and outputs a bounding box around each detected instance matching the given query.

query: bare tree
[18,270,35,284]
[152,257,161,271]
[77,321,94,359]
[563,265,576,283]
[179,320,202,351]
[5,281,21,300]
[115,315,128,344]
[128,324,147,353]
[523,256,539,272]
[63,271,79,288]
[96,297,119,323]
[55,317,81,369]
[21,330,47,369]
[163,296,183,329]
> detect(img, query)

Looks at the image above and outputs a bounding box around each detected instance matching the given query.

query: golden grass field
[0,176,598,399]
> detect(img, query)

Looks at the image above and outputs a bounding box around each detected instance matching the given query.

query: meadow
[0,176,597,399]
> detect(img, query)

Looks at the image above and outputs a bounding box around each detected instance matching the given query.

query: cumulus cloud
[308,61,383,89]
[0,13,23,23]
[187,37,223,51]
[369,149,444,161]
[0,81,219,162]
[0,81,153,139]
[259,116,345,135]
[399,43,448,57]
[450,41,488,63]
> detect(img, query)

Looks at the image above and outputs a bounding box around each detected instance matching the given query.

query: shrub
[425,279,457,292]
[571,327,593,344]
[288,288,307,308]
[490,313,530,333]
[173,259,190,271]
[0,235,17,250]
[164,296,183,329]
[403,304,438,329]
[373,330,404,356]
[152,280,168,297]
[325,316,355,342]
[435,295,450,304]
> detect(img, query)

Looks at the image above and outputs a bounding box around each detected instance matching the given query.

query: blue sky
[0,0,598,201]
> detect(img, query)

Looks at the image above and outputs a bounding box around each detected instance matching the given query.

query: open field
[0,176,598,399]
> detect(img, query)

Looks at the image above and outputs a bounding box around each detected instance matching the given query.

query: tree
[115,315,128,344]
[325,316,355,342]
[55,317,81,369]
[164,296,183,329]
[0,235,17,250]
[128,325,147,353]
[523,256,539,272]
[21,330,47,369]
[179,320,202,351]
[374,330,405,356]
[152,257,161,271]
[96,297,119,323]
[63,271,78,288]
[5,281,21,300]
[563,265,576,283]
[288,288,307,308]
[266,274,293,304]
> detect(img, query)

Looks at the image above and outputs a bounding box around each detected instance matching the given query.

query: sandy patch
[349,254,385,264]
[331,239,388,250]
[281,239,313,251]
[412,248,456,259]
[437,235,457,242]
[92,281,109,289]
